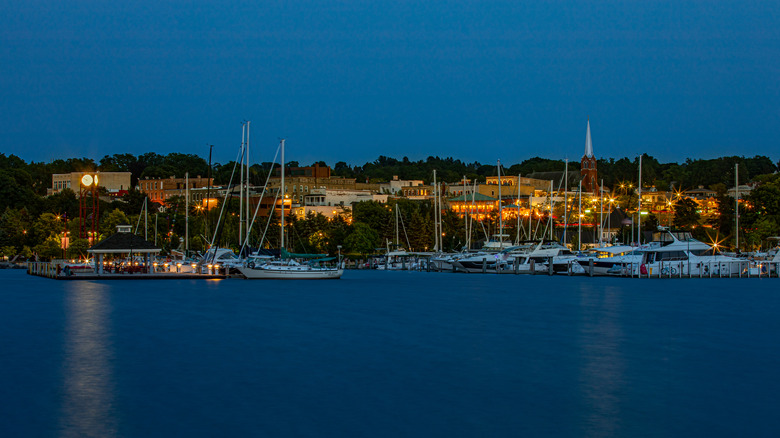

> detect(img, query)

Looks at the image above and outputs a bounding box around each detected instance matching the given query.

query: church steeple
[584,118,593,158]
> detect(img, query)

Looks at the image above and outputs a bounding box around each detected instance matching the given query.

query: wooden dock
[27,262,227,280]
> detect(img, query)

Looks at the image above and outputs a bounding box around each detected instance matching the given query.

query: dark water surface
[1,270,779,437]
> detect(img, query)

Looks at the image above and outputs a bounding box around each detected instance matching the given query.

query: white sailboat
[238,139,343,279]
[376,203,414,270]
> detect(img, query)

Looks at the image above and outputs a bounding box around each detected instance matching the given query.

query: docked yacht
[575,243,659,276]
[450,234,517,273]
[199,247,244,273]
[375,247,416,270]
[630,230,742,277]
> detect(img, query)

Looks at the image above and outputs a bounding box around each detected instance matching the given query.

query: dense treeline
[333,154,779,190]
[1,152,779,260]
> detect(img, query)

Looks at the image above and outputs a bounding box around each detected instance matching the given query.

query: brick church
[580,119,599,193]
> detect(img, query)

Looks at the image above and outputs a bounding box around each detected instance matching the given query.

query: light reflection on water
[578,284,625,437]
[59,282,116,438]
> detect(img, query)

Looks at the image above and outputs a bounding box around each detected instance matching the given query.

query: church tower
[581,119,598,193]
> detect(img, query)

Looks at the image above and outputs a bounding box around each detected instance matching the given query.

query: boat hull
[237,266,343,279]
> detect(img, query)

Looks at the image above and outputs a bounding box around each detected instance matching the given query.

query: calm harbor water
[1,269,779,437]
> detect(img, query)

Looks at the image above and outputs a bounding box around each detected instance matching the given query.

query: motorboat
[575,243,659,276]
[631,230,743,277]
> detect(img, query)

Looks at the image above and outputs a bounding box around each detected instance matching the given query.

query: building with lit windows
[49,172,132,198]
[139,176,214,205]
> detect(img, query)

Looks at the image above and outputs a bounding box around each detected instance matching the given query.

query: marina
[4,2,779,436]
[3,268,780,437]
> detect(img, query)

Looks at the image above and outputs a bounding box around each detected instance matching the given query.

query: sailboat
[376,203,414,270]
[237,139,343,279]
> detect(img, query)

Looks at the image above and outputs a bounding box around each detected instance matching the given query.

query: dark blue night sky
[2,0,778,167]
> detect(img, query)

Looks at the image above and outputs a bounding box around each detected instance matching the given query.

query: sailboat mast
[395,204,400,247]
[549,180,553,240]
[516,173,521,244]
[470,180,477,249]
[578,179,582,252]
[462,176,467,246]
[563,159,568,247]
[599,179,604,247]
[736,163,739,252]
[438,182,442,251]
[280,139,285,250]
[239,123,245,247]
[637,154,642,244]
[528,181,536,240]
[185,172,189,254]
[498,160,503,242]
[206,144,213,243]
[246,121,251,247]
[433,170,438,251]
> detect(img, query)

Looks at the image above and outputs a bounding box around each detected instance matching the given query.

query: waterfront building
[480,175,550,199]
[447,193,499,221]
[139,175,214,205]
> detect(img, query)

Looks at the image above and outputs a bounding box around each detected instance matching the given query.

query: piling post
[482,257,486,274]
[588,259,594,277]
[548,257,554,276]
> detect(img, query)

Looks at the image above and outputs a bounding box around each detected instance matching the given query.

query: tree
[0,207,32,250]
[32,213,65,247]
[643,213,660,231]
[352,201,392,241]
[1,245,17,260]
[673,198,701,230]
[33,236,62,260]
[67,238,91,259]
[407,211,432,251]
[344,223,380,256]
[100,209,130,236]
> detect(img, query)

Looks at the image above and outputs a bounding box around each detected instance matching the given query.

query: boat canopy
[308,257,337,263]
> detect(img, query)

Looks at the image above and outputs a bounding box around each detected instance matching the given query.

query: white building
[304,188,387,207]
[294,188,388,220]
[379,175,424,195]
